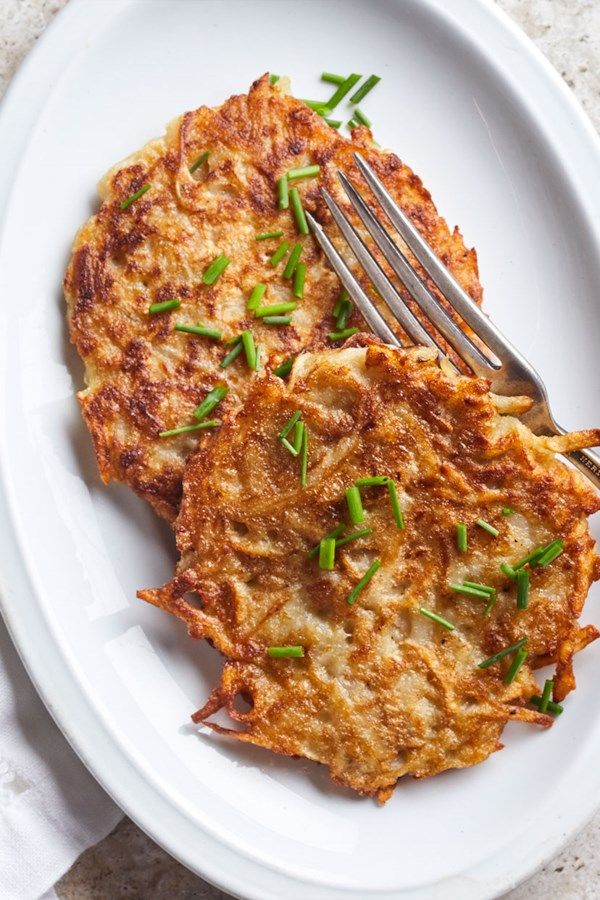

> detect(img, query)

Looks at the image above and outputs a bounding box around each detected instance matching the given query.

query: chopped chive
[346,560,381,605]
[347,119,358,130]
[327,327,360,341]
[345,485,364,524]
[279,410,301,440]
[504,648,528,684]
[267,645,305,658]
[300,424,308,486]
[500,562,517,580]
[202,254,230,285]
[478,637,528,669]
[332,289,349,318]
[269,240,289,266]
[462,581,496,595]
[307,523,346,560]
[335,297,353,330]
[476,518,499,537]
[189,150,209,174]
[530,695,563,716]
[350,74,381,104]
[293,420,305,454]
[225,334,243,346]
[247,283,267,311]
[483,593,498,617]
[119,183,151,209]
[289,187,309,235]
[301,99,333,114]
[539,679,553,713]
[355,476,388,487]
[353,107,372,127]
[255,302,297,317]
[456,523,467,553]
[255,345,262,371]
[255,230,284,241]
[159,419,220,438]
[516,568,529,610]
[319,537,336,570]
[513,546,546,570]
[321,72,346,85]
[502,506,515,516]
[327,73,362,109]
[274,357,294,378]
[262,315,292,325]
[386,479,405,529]
[293,262,306,299]
[535,539,564,568]
[174,323,222,340]
[280,436,299,457]
[277,176,289,210]
[241,330,257,370]
[220,341,243,368]
[149,298,180,315]
[287,165,321,181]
[193,385,228,421]
[419,607,455,631]
[269,74,280,85]
[335,528,373,549]
[282,242,303,279]
[450,582,490,599]
[325,117,342,128]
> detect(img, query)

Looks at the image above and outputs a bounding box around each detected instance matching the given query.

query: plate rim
[1,1,600,897]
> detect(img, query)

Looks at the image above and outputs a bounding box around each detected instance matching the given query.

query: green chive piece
[504,648,528,684]
[355,476,388,487]
[287,165,321,181]
[290,187,309,235]
[159,419,220,438]
[530,695,564,716]
[513,546,546,570]
[386,479,405,529]
[256,230,284,241]
[535,539,564,568]
[282,242,303,279]
[500,562,517,580]
[346,485,364,524]
[189,151,209,174]
[202,254,230,285]
[269,240,290,266]
[224,334,243,345]
[346,560,381,605]
[325,117,342,128]
[335,297,353,330]
[262,315,292,325]
[293,262,306,299]
[300,424,308,486]
[327,73,362,109]
[335,528,373,549]
[319,537,336,570]
[353,107,372,127]
[484,593,498,617]
[269,74,280,85]
[302,99,333,115]
[149,298,180,315]
[478,637,528,669]
[327,327,360,341]
[193,385,228,421]
[267,645,305,658]
[274,357,294,378]
[347,119,358,130]
[502,506,515,516]
[462,581,496,595]
[293,420,305,454]
[516,568,530,610]
[247,283,267,311]
[332,288,349,318]
[280,436,299,457]
[456,523,467,553]
[540,679,553,713]
[450,583,490,599]
[119,183,151,209]
[476,518,499,537]
[241,330,257,370]
[279,410,302,440]
[419,607,455,631]
[307,523,346,560]
[174,323,222,340]
[321,72,346,85]
[220,341,243,368]
[350,74,381,104]
[277,176,289,210]
[255,302,297,317]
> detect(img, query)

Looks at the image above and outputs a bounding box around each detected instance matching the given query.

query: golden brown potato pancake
[139,342,600,799]
[65,75,483,519]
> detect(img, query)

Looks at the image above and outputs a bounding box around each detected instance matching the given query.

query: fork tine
[304,211,401,346]
[353,152,516,363]
[337,171,495,375]
[318,190,442,351]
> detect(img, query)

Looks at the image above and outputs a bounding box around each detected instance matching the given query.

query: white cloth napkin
[0,617,122,899]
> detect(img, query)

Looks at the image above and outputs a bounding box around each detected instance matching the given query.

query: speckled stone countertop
[2,1,600,897]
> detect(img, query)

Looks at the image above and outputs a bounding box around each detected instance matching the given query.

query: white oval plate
[1,1,600,897]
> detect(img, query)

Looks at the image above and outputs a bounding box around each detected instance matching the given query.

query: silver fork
[306,152,600,490]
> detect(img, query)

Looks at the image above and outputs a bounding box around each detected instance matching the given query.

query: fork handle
[565,447,600,491]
